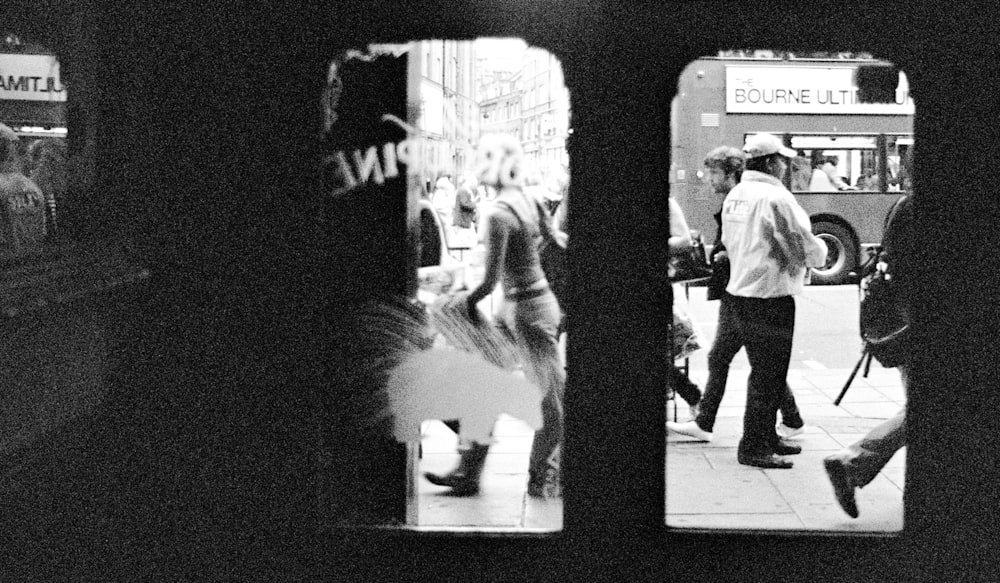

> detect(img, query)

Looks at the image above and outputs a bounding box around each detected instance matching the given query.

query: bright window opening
[667,50,912,533]
[322,38,570,531]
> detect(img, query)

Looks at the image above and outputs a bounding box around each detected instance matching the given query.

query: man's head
[703,146,745,195]
[743,133,795,180]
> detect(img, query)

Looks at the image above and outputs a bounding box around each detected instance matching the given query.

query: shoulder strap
[530,195,557,244]
[882,195,908,236]
[494,200,523,228]
[497,194,553,244]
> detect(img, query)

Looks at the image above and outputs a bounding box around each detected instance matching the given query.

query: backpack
[858,196,909,367]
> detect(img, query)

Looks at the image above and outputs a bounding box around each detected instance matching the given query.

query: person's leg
[424,441,491,496]
[668,365,701,407]
[838,407,906,487]
[693,293,743,432]
[737,296,795,465]
[777,383,805,430]
[512,292,566,496]
[825,363,909,518]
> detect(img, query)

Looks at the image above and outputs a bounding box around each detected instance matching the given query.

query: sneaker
[666,420,713,442]
[776,423,805,439]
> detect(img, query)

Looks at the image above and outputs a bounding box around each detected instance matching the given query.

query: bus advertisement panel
[671,57,913,284]
[0,53,66,102]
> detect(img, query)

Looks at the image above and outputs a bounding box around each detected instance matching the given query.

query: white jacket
[721,170,827,298]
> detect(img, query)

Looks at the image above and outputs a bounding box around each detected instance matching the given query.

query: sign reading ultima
[0,54,66,102]
[726,65,913,115]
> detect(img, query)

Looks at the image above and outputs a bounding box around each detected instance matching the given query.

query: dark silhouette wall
[1,2,997,580]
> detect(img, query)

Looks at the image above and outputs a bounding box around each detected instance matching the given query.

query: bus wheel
[810,222,856,285]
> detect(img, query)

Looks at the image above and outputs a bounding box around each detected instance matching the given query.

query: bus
[1,45,67,170]
[670,56,914,285]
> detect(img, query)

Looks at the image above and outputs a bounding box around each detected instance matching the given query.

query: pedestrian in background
[667,195,704,418]
[28,138,65,240]
[668,146,807,442]
[432,173,456,234]
[425,133,566,498]
[718,134,826,469]
[452,173,479,246]
[0,124,47,259]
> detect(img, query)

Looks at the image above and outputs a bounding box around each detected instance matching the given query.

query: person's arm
[466,211,509,309]
[766,195,827,270]
[668,197,692,252]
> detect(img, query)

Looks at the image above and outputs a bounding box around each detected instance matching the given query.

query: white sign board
[726,65,913,115]
[0,54,66,102]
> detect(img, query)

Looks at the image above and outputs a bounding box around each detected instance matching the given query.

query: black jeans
[708,293,796,456]
[695,293,803,433]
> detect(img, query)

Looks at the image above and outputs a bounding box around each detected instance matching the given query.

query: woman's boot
[424,442,490,496]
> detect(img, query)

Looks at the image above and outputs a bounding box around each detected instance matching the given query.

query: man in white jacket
[722,133,827,469]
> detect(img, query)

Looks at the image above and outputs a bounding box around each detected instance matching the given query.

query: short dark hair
[704,146,745,181]
[746,153,780,173]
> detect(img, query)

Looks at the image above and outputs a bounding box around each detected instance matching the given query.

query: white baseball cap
[743,133,796,159]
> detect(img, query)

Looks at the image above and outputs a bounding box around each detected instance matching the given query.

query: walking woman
[424,133,567,498]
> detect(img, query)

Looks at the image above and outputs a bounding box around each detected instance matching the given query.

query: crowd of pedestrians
[668,134,914,517]
[421,130,910,519]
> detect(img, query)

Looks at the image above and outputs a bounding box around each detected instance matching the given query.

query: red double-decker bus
[670,55,913,284]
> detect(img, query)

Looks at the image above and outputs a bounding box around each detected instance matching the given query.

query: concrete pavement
[412,363,905,532]
[411,286,906,533]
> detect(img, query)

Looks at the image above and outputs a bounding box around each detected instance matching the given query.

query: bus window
[786,135,877,192]
[888,135,913,192]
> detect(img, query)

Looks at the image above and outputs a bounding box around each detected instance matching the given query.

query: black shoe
[772,441,802,456]
[526,480,546,499]
[526,467,560,499]
[738,452,793,469]
[424,442,489,497]
[823,457,859,518]
[424,470,480,496]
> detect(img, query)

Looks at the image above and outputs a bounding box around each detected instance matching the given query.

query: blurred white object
[387,348,542,443]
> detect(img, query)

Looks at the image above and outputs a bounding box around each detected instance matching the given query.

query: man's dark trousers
[695,293,803,433]
[718,293,796,457]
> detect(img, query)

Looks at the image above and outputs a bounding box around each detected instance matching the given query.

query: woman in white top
[668,197,704,416]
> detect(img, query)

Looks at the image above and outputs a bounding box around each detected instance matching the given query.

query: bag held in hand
[705,246,730,300]
[670,231,713,283]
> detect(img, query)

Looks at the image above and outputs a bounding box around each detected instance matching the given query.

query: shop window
[322,38,570,531]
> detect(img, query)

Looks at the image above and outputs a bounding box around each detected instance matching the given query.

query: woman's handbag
[428,293,522,370]
[705,247,729,300]
[669,232,713,283]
